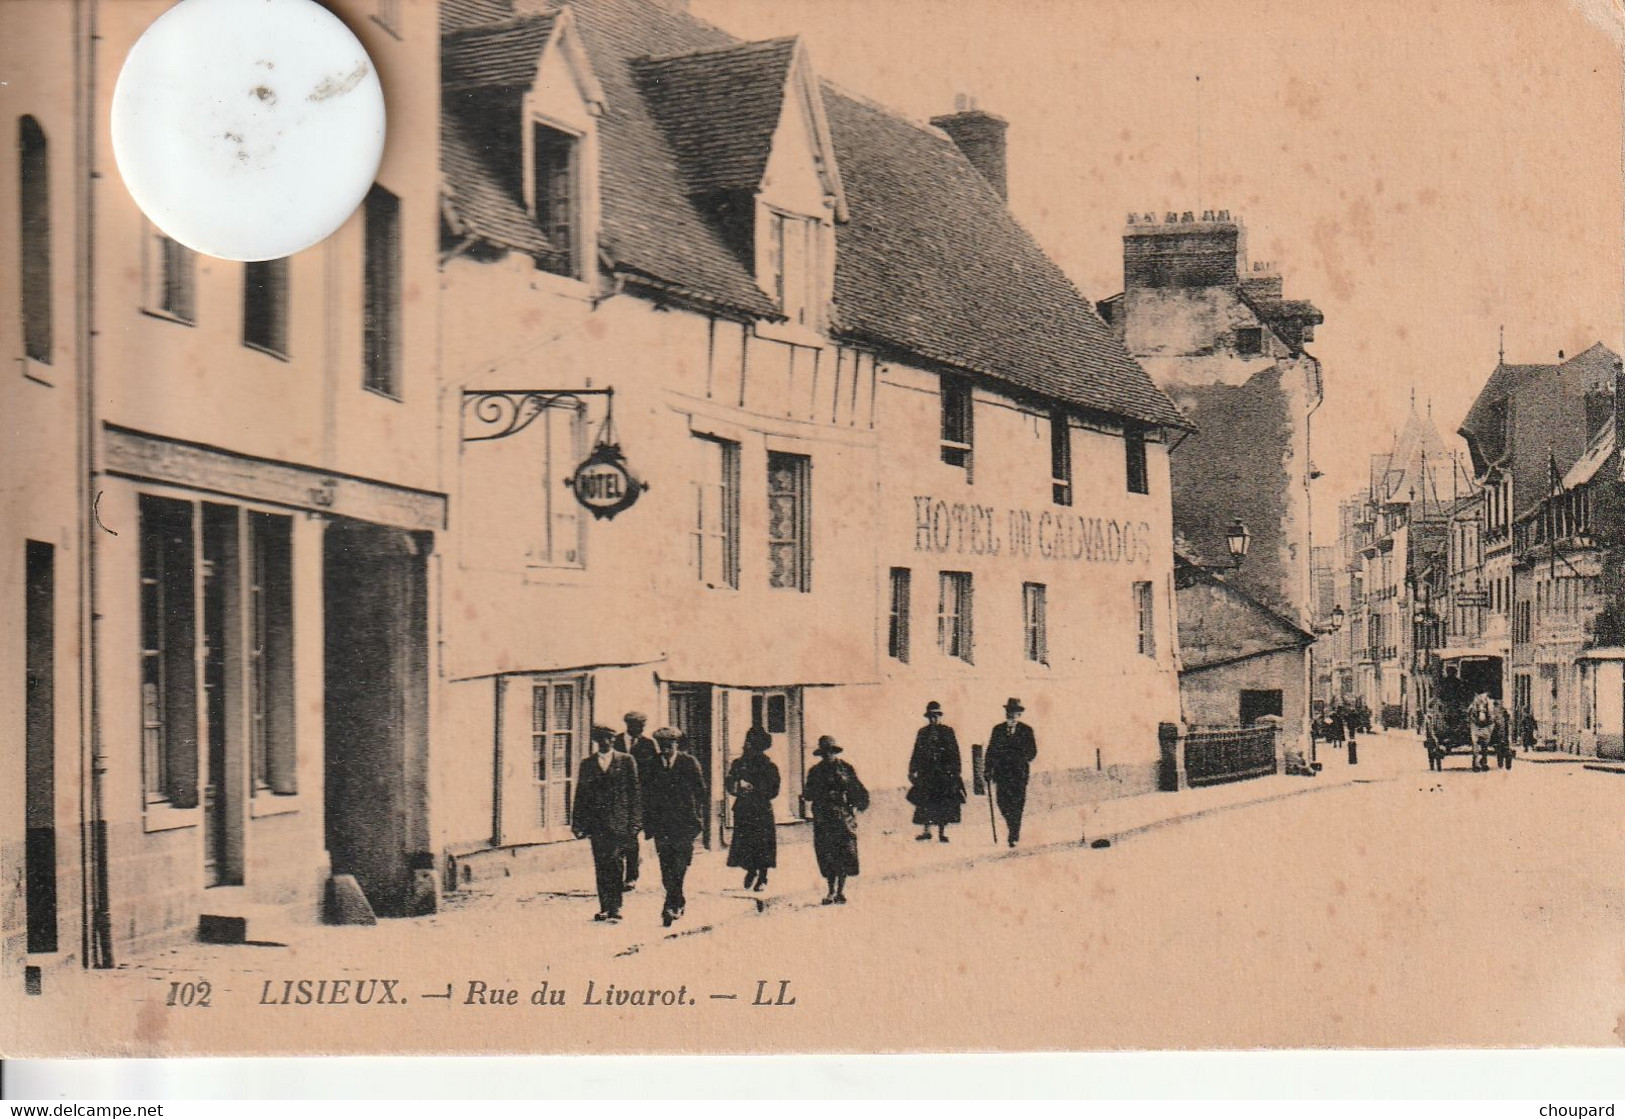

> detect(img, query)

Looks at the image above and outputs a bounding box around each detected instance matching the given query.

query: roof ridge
[636,35,798,65]
[819,77,958,148]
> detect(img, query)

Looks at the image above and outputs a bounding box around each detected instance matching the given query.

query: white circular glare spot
[112,0,386,262]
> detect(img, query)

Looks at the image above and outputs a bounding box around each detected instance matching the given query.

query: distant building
[1099,211,1325,627]
[1458,343,1622,752]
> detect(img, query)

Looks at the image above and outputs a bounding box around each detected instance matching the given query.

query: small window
[531,123,579,280]
[18,116,52,364]
[768,211,825,330]
[1134,580,1156,658]
[532,677,583,830]
[243,258,289,358]
[692,435,739,589]
[1050,410,1072,506]
[1236,326,1263,356]
[1125,424,1149,495]
[937,571,973,663]
[363,184,401,397]
[526,402,587,568]
[1023,582,1048,664]
[941,377,973,473]
[148,233,197,324]
[887,567,911,662]
[767,451,811,591]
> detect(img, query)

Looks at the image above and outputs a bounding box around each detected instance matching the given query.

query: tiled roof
[441,0,516,36]
[823,89,1184,427]
[440,0,1186,428]
[443,13,558,90]
[634,39,798,197]
[1460,361,1547,444]
[441,120,555,258]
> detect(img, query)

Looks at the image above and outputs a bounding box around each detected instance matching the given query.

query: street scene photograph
[1,0,1622,1059]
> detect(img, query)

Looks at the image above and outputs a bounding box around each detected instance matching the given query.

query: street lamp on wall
[1225,518,1251,568]
[1330,604,1345,632]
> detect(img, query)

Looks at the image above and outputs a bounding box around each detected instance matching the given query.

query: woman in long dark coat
[803,735,869,905]
[907,701,965,842]
[725,727,780,890]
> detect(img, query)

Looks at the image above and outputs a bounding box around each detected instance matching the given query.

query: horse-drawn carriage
[1425,651,1505,755]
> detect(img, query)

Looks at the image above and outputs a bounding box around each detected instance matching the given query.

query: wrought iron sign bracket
[460,387,615,444]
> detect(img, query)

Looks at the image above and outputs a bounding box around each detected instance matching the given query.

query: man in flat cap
[614,711,657,889]
[984,698,1038,847]
[571,725,641,923]
[642,726,707,926]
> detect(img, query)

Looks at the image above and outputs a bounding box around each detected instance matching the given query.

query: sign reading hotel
[913,496,1154,564]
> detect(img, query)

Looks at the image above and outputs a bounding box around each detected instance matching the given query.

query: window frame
[143,230,197,326]
[937,570,974,664]
[766,450,812,592]
[527,119,583,281]
[242,257,290,360]
[1236,326,1264,357]
[692,434,740,590]
[940,376,974,475]
[1050,409,1073,507]
[18,115,52,365]
[1125,423,1150,495]
[1134,579,1156,659]
[1022,581,1049,665]
[527,401,589,569]
[362,184,402,399]
[887,567,912,663]
[139,496,200,811]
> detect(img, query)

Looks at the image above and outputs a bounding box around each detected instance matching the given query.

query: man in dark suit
[642,726,707,926]
[613,711,657,889]
[984,698,1038,847]
[572,725,642,923]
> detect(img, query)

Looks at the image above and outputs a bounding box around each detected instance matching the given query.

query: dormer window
[768,210,826,331]
[528,121,581,280]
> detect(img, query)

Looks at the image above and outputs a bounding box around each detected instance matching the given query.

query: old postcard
[2,0,1622,1058]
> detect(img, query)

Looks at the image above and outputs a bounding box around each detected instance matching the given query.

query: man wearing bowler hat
[984,698,1038,847]
[642,726,707,926]
[908,701,966,843]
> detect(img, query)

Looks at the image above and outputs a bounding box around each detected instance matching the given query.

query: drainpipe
[75,0,112,968]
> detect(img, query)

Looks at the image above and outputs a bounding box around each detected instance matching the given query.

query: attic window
[1236,327,1263,357]
[768,211,825,331]
[530,122,580,280]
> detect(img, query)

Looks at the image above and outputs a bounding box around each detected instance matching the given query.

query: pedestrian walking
[641,726,707,927]
[725,726,780,891]
[614,711,657,890]
[1517,706,1538,753]
[1467,692,1496,772]
[1422,698,1445,772]
[571,725,642,924]
[907,701,966,843]
[803,735,869,905]
[1493,700,1514,769]
[984,698,1037,847]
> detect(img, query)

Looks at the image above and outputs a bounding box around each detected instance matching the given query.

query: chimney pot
[932,105,1010,201]
[1558,350,1565,360]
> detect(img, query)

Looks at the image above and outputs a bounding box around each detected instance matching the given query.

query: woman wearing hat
[803,736,869,905]
[725,726,780,891]
[907,701,966,842]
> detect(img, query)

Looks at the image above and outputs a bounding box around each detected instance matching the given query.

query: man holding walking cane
[984,698,1038,847]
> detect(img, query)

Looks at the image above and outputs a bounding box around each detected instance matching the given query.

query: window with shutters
[938,571,973,663]
[531,676,583,831]
[527,402,587,568]
[1050,410,1072,506]
[888,567,911,662]
[1135,580,1156,658]
[18,116,52,365]
[766,210,827,332]
[1125,424,1149,495]
[940,377,973,474]
[144,229,197,325]
[767,451,811,591]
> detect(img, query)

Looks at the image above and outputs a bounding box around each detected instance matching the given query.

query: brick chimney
[1122,210,1244,292]
[932,95,1009,201]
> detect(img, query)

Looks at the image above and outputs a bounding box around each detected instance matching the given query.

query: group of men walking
[572,699,1041,924]
[570,712,706,927]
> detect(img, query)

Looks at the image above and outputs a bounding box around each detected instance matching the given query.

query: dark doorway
[668,685,713,848]
[25,541,57,954]
[201,505,245,887]
[323,521,430,918]
[1240,689,1284,725]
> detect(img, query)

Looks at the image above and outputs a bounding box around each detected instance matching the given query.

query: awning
[1575,647,1625,662]
[1433,645,1507,663]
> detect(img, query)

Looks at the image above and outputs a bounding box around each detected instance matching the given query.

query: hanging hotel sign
[566,442,647,521]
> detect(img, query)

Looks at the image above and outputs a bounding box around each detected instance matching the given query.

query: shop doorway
[668,685,714,847]
[751,687,804,821]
